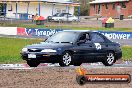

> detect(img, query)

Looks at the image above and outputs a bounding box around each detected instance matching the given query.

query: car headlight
[22,48,28,52]
[41,49,57,53]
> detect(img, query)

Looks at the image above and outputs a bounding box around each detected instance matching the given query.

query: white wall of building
[40,3,53,18]
[40,3,74,17]
[28,3,39,18]
[6,2,16,18]
[69,6,74,15]
[53,4,74,14]
[6,2,38,19]
[5,2,75,19]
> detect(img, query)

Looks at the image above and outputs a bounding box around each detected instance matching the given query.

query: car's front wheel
[102,52,115,66]
[27,60,40,67]
[59,52,72,67]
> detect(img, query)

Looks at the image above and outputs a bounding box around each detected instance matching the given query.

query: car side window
[91,33,105,43]
[68,14,72,17]
[79,33,91,43]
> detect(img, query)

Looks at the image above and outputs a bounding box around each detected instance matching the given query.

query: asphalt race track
[0,61,132,70]
[111,39,132,46]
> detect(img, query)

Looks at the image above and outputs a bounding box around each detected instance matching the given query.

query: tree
[74,0,94,16]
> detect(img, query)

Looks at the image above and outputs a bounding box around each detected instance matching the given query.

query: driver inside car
[79,34,90,43]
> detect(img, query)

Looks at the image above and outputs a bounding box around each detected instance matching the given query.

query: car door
[63,14,73,21]
[90,32,107,59]
[73,33,96,62]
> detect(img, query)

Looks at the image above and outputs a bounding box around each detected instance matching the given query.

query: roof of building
[90,0,129,4]
[43,0,73,4]
[0,0,72,2]
[1,0,73,4]
[1,0,80,6]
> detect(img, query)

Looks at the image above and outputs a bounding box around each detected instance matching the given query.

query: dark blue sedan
[21,31,122,67]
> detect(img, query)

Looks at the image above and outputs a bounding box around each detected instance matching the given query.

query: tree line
[74,0,94,16]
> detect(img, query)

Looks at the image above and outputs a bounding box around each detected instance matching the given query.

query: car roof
[62,30,99,34]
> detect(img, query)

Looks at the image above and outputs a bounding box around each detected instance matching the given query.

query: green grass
[1,23,132,32]
[122,46,132,61]
[0,37,42,63]
[0,37,132,63]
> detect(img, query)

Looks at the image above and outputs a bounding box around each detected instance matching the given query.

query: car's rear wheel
[72,19,77,22]
[102,52,115,66]
[59,52,72,67]
[27,60,40,67]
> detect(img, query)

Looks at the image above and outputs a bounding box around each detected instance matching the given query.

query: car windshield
[53,13,60,16]
[45,32,79,44]
[59,13,71,17]
[59,13,65,17]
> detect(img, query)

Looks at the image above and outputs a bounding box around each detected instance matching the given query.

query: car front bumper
[21,52,61,63]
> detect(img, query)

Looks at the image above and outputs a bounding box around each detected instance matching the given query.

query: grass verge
[1,23,132,32]
[0,37,132,63]
[122,46,132,61]
[0,37,42,63]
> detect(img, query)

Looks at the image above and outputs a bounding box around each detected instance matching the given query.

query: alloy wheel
[62,53,72,66]
[107,53,115,65]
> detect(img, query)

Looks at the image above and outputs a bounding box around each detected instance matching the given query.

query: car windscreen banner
[17,28,132,39]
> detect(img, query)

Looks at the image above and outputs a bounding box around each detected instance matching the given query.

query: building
[0,0,79,19]
[89,0,132,18]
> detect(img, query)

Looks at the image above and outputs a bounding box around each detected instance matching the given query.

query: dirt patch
[0,67,132,88]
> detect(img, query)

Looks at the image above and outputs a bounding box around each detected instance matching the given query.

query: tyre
[102,52,115,66]
[27,60,40,67]
[59,19,63,23]
[72,19,77,22]
[74,62,82,66]
[59,52,72,67]
[76,75,87,85]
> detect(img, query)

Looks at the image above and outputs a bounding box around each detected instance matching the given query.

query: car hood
[26,42,73,49]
